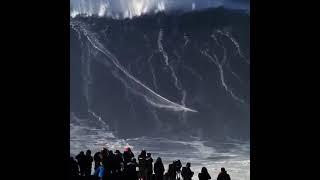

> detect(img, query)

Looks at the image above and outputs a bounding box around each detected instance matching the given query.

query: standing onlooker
[217,168,231,180]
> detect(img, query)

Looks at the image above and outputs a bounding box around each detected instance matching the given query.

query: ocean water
[70,119,249,180]
[70,6,250,180]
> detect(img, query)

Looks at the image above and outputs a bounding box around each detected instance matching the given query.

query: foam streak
[71,20,197,112]
[216,30,250,64]
[201,50,244,103]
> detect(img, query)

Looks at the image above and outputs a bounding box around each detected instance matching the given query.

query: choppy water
[70,120,249,180]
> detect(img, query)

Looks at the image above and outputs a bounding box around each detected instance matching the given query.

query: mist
[70,0,249,18]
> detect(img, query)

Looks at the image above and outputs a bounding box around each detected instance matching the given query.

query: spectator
[154,157,165,180]
[198,167,211,180]
[167,163,176,180]
[85,150,93,176]
[94,161,105,180]
[115,150,124,173]
[181,162,194,180]
[70,157,79,178]
[138,150,147,180]
[94,151,102,171]
[75,151,86,176]
[146,153,153,180]
[217,168,231,180]
[125,157,138,180]
[123,147,134,169]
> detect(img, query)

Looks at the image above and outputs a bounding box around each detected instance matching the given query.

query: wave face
[70,6,250,179]
[70,0,250,18]
[70,8,250,139]
[70,7,250,140]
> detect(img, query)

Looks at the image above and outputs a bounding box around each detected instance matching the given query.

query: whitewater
[70,114,249,180]
[70,3,250,179]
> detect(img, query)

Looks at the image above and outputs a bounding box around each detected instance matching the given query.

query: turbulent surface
[70,8,250,138]
[70,7,250,180]
[71,114,249,180]
[70,0,250,18]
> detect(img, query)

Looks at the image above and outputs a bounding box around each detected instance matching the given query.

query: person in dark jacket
[146,153,153,180]
[84,150,93,176]
[125,158,138,180]
[154,157,165,180]
[174,160,182,179]
[94,151,102,171]
[217,168,231,180]
[167,163,176,180]
[114,150,124,173]
[181,162,194,180]
[138,150,147,180]
[107,150,116,179]
[70,157,79,178]
[101,148,109,158]
[123,147,135,170]
[198,167,211,180]
[75,151,86,176]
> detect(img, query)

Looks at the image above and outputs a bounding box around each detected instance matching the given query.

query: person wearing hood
[198,167,211,180]
[217,168,231,180]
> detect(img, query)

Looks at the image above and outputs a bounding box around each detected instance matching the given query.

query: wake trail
[71,20,197,112]
[147,52,159,90]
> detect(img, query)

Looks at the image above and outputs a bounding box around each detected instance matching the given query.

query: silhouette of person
[198,167,211,180]
[70,157,79,178]
[125,157,138,180]
[146,153,153,180]
[181,162,194,180]
[106,150,116,179]
[154,157,165,180]
[101,148,108,158]
[84,150,93,176]
[114,150,123,174]
[94,161,105,180]
[94,151,102,171]
[138,150,147,180]
[101,149,111,179]
[167,163,176,180]
[75,151,86,176]
[174,160,182,179]
[123,147,134,170]
[217,168,231,180]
